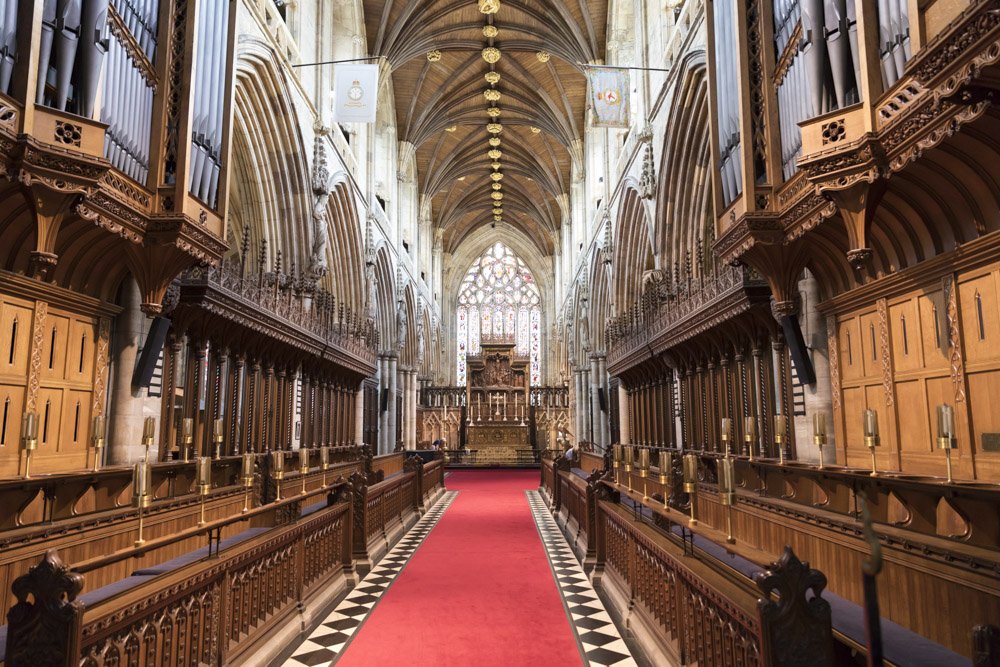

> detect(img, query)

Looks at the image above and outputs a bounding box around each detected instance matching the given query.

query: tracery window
[456,242,542,386]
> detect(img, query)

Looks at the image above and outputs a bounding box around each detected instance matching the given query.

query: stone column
[108,277,151,464]
[573,368,584,444]
[378,355,388,453]
[618,381,630,445]
[597,355,610,449]
[388,352,398,452]
[355,384,365,445]
[410,370,419,449]
[589,355,601,447]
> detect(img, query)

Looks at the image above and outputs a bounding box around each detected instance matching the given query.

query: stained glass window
[456,242,542,386]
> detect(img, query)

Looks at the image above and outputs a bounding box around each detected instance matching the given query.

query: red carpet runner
[337,470,583,666]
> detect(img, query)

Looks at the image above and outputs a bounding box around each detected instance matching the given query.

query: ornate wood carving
[92,318,111,415]
[755,546,834,667]
[6,549,84,667]
[943,275,967,402]
[25,302,47,412]
[826,316,841,411]
[876,298,895,407]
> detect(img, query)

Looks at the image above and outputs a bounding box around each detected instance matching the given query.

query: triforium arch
[612,184,655,312]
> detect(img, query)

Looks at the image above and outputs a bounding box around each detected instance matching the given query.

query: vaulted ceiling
[363,0,608,256]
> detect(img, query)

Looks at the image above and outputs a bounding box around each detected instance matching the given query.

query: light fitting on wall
[427,50,442,62]
[485,72,500,84]
[536,51,551,62]
[487,123,502,133]
[488,148,502,159]
[489,137,501,147]
[482,47,501,64]
[482,25,498,38]
[484,89,501,102]
[487,107,501,117]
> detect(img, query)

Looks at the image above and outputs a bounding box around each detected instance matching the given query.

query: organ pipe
[714,0,742,206]
[189,0,230,208]
[0,0,17,94]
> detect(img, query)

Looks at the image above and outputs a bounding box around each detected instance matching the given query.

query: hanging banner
[585,66,630,128]
[332,64,379,123]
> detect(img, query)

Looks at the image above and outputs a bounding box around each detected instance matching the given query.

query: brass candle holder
[180,417,193,462]
[132,461,151,546]
[21,412,39,479]
[682,453,698,526]
[774,415,787,464]
[624,446,634,492]
[320,446,330,486]
[744,416,757,461]
[638,448,650,502]
[272,450,285,502]
[658,450,671,486]
[936,405,956,483]
[212,419,224,460]
[300,448,310,495]
[719,457,736,544]
[241,452,254,513]
[612,445,623,487]
[91,414,106,472]
[863,409,879,476]
[813,413,827,469]
[196,457,211,526]
[721,417,733,457]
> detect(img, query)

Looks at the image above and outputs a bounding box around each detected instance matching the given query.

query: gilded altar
[467,425,529,447]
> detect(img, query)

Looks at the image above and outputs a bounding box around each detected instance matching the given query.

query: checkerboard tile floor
[284,491,457,666]
[526,490,639,667]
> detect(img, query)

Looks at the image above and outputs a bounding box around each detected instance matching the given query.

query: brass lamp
[272,450,285,502]
[774,415,787,464]
[196,457,211,525]
[638,448,650,502]
[936,405,956,483]
[744,416,757,461]
[299,448,310,495]
[863,409,879,476]
[212,419,224,460]
[21,412,39,479]
[92,415,106,472]
[658,450,671,486]
[720,418,733,457]
[180,417,193,462]
[813,413,828,469]
[719,457,737,543]
[320,446,330,486]
[241,452,254,513]
[624,446,634,492]
[142,416,156,462]
[682,453,698,526]
[132,461,152,546]
[613,445,623,487]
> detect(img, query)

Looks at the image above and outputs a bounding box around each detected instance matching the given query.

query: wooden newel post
[755,546,834,667]
[404,455,425,512]
[5,549,84,667]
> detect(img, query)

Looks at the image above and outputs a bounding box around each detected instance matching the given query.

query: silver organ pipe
[799,0,861,117]
[714,0,742,205]
[32,0,110,116]
[877,0,910,88]
[0,0,18,94]
[773,0,808,179]
[189,0,230,208]
[100,0,159,184]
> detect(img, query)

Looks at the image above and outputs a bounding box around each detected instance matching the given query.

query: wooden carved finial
[755,546,834,667]
[6,549,85,667]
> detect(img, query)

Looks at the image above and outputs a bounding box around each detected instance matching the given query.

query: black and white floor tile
[285,491,458,666]
[526,490,639,667]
